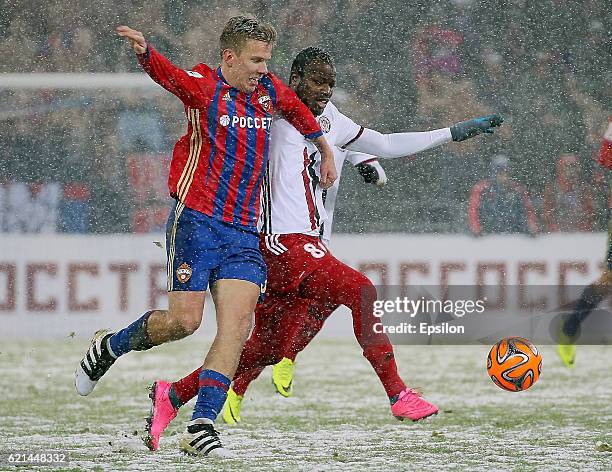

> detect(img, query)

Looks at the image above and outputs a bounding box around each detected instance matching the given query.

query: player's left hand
[450,114,504,142]
[356,160,388,187]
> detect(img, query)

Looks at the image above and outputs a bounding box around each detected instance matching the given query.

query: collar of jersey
[216,66,229,85]
[216,66,257,97]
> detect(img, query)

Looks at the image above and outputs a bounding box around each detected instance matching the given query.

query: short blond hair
[219,16,277,57]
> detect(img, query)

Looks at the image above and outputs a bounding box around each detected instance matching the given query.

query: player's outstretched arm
[116,25,210,106]
[346,114,504,159]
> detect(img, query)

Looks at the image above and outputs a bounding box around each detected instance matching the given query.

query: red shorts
[259,233,332,294]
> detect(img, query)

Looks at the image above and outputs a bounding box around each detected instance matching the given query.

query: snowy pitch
[1,336,611,471]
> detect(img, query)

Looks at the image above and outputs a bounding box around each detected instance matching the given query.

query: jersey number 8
[303,243,327,259]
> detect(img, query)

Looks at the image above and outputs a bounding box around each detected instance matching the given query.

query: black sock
[564,284,606,337]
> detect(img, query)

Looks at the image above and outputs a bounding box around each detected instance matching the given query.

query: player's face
[291,62,336,116]
[225,39,273,93]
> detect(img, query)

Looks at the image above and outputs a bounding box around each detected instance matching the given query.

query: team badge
[258,94,271,112]
[176,263,192,283]
[319,115,331,133]
[222,91,231,102]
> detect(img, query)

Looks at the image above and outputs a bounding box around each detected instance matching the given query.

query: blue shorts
[166,200,267,292]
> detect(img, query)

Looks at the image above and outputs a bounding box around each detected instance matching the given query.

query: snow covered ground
[1,337,611,471]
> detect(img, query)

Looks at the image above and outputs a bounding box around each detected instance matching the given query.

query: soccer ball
[487,337,542,392]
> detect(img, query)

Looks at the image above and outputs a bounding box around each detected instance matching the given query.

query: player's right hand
[116,26,147,54]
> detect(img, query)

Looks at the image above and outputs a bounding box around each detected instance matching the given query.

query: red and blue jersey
[138,46,322,231]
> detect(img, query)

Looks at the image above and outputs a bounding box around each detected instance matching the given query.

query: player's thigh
[300,254,374,301]
[261,234,329,293]
[211,279,260,337]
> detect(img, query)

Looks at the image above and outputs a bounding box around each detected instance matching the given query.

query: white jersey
[259,101,367,238]
[259,99,452,240]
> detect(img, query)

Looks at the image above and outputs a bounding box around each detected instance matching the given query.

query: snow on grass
[1,338,611,471]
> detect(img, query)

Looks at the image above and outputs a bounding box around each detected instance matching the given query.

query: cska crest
[319,115,331,133]
[258,94,271,112]
[176,263,192,283]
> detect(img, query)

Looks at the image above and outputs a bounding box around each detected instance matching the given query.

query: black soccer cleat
[179,419,232,457]
[74,329,116,396]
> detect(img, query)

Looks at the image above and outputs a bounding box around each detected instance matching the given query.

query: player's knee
[360,280,377,303]
[219,311,253,339]
[168,309,202,337]
[178,317,202,337]
[236,312,254,337]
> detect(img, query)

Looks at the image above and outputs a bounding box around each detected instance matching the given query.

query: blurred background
[0,0,610,235]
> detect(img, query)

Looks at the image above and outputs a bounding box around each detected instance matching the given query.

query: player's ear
[222,49,235,66]
[289,72,301,87]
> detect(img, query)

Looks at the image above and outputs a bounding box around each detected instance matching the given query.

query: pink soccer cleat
[144,380,179,451]
[390,388,439,422]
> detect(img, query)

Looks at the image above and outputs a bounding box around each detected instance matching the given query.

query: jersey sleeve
[137,46,214,107]
[329,103,363,148]
[267,74,322,139]
[346,127,452,159]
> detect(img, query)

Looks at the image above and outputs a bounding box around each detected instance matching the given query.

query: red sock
[233,366,266,395]
[362,345,406,398]
[171,366,201,406]
[301,257,406,398]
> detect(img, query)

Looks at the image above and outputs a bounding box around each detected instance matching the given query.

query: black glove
[450,114,504,142]
[356,161,388,187]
